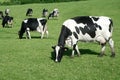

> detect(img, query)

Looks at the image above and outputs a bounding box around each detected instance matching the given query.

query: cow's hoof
[77,54,80,57]
[70,55,74,58]
[98,54,104,57]
[110,54,115,57]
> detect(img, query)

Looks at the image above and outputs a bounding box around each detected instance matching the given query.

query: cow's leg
[75,45,80,56]
[26,28,31,39]
[44,26,49,38]
[108,38,115,57]
[71,37,79,57]
[45,30,49,38]
[99,43,106,57]
[96,36,106,57]
[71,44,80,57]
[71,44,76,57]
[2,23,5,28]
[41,31,44,39]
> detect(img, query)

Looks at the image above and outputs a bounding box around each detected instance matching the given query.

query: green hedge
[15,0,83,4]
[0,0,85,5]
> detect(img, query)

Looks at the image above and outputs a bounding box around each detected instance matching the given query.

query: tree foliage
[0,0,84,5]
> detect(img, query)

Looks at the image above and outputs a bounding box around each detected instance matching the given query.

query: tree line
[0,0,85,5]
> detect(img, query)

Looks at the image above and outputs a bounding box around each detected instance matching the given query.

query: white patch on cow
[24,19,28,23]
[65,37,72,47]
[37,18,44,31]
[36,27,41,33]
[95,16,112,40]
[55,46,60,62]
[26,28,31,39]
[78,23,85,28]
[63,19,77,32]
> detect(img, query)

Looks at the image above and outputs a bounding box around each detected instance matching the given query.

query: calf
[48,8,59,19]
[2,15,13,28]
[52,16,115,62]
[18,18,48,39]
[26,8,33,16]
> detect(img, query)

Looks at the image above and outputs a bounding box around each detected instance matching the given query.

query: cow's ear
[52,46,56,49]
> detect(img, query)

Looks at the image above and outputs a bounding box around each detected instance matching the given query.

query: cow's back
[63,16,113,41]
[25,18,39,31]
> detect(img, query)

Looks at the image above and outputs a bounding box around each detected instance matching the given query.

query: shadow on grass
[51,48,99,61]
[18,36,50,39]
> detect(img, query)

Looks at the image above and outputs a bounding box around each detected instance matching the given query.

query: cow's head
[18,30,24,39]
[52,46,68,62]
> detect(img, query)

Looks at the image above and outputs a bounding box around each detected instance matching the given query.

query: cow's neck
[58,25,72,47]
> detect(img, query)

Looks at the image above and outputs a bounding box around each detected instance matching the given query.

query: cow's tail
[109,19,113,32]
[109,18,113,37]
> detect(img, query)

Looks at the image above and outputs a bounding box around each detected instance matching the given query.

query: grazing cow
[2,15,13,28]
[42,8,48,17]
[26,8,33,16]
[0,11,4,19]
[48,8,59,19]
[5,9,10,16]
[52,16,115,62]
[18,18,48,39]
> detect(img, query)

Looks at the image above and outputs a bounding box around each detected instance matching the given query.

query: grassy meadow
[0,0,120,80]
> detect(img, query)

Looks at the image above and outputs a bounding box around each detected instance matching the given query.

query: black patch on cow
[79,25,96,38]
[72,16,104,38]
[73,32,78,39]
[58,25,72,47]
[109,19,113,32]
[71,16,94,26]
[94,23,102,30]
[39,19,47,31]
[92,17,99,21]
[75,26,80,34]
[26,18,39,31]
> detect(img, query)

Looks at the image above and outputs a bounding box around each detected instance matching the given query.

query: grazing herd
[0,8,115,62]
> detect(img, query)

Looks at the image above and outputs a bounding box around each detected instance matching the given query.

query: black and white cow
[48,8,59,19]
[2,15,13,28]
[26,8,33,16]
[52,16,115,62]
[42,8,48,17]
[18,18,48,39]
[5,9,10,16]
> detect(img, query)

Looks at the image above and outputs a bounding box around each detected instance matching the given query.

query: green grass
[0,0,120,80]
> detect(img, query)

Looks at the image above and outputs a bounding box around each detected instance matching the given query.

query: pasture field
[0,0,120,80]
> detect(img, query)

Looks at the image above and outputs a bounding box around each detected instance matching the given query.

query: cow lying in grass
[48,8,59,19]
[18,18,48,39]
[52,16,115,62]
